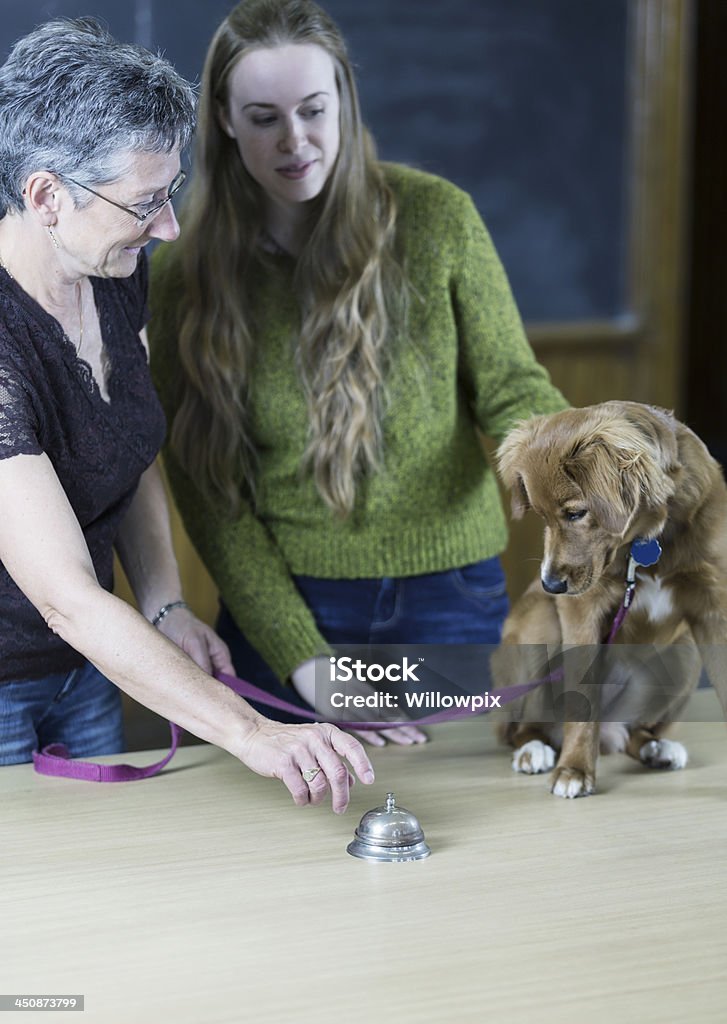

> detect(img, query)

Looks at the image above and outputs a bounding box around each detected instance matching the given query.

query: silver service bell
[347,792,431,862]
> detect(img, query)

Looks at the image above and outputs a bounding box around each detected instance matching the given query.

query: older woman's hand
[235,719,375,813]
[156,605,235,677]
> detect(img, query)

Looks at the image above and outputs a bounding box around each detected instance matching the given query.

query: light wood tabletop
[2,690,727,1024]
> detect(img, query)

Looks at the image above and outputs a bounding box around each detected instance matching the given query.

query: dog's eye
[565,509,588,522]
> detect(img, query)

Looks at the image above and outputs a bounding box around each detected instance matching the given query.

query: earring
[47,225,60,250]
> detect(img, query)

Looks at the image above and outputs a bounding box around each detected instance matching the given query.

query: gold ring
[302,767,321,783]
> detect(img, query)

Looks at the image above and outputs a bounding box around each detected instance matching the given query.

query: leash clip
[623,537,662,610]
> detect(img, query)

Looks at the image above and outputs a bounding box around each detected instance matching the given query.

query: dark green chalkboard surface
[3,0,630,322]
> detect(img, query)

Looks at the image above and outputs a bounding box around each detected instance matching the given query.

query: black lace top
[0,252,165,682]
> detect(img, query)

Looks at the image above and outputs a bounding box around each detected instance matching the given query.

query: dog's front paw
[512,740,557,775]
[639,738,688,770]
[550,766,595,799]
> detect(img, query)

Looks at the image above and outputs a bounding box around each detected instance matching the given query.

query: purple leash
[31,672,543,782]
[32,728,183,782]
[32,538,659,783]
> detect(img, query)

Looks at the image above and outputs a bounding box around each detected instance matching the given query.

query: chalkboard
[2,0,631,323]
[333,0,632,324]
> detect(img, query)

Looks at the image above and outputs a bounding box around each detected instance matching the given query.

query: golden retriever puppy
[493,401,727,797]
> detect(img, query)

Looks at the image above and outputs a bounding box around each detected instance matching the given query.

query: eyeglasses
[62,170,186,224]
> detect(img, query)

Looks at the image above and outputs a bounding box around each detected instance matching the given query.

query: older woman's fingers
[312,745,356,813]
[300,762,330,806]
[299,763,356,809]
[295,724,373,813]
[325,726,375,788]
[237,721,373,812]
[279,756,314,807]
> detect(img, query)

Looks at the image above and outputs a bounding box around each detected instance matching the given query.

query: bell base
[347,840,431,862]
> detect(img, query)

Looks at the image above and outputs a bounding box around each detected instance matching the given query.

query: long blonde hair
[171,0,406,517]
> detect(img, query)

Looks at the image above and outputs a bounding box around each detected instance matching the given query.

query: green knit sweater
[149,164,566,680]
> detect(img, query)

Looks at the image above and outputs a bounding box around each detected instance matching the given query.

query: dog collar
[624,536,663,606]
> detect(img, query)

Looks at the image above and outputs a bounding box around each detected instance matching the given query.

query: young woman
[149,0,568,743]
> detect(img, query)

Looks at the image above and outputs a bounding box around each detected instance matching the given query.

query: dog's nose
[542,574,568,595]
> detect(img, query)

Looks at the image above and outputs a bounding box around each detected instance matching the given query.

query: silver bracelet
[151,600,189,627]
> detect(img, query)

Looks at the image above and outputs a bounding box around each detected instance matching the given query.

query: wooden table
[2,691,727,1024]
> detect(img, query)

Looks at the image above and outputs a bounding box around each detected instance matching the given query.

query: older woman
[0,17,373,812]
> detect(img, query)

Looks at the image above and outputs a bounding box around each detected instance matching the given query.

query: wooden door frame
[527,0,693,414]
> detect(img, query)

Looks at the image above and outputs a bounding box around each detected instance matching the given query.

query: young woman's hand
[290,657,428,748]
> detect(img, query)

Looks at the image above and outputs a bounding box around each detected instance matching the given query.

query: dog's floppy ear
[624,403,683,484]
[496,424,533,520]
[564,425,677,535]
[508,474,531,519]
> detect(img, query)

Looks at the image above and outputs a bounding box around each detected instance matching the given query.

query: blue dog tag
[630,537,662,567]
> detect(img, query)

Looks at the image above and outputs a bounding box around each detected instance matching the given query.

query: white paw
[512,740,557,775]
[639,738,688,770]
[551,767,595,799]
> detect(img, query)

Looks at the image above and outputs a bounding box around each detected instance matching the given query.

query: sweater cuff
[260,614,334,683]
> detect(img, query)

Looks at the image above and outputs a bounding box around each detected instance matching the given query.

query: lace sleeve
[0,362,42,460]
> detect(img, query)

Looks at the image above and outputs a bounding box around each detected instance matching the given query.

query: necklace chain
[0,252,84,353]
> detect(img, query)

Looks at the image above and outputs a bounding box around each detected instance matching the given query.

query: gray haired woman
[0,17,373,811]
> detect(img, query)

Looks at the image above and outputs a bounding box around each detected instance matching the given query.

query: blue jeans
[0,661,125,765]
[216,557,509,723]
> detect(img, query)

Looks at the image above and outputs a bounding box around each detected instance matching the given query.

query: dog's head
[497,402,681,596]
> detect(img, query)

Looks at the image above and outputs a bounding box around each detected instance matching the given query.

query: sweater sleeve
[449,190,568,443]
[148,244,331,682]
